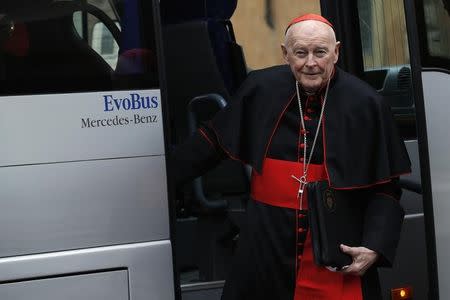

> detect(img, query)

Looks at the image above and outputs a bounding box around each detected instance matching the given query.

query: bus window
[73,9,121,70]
[417,0,450,69]
[357,0,416,139]
[0,0,159,95]
[91,21,120,68]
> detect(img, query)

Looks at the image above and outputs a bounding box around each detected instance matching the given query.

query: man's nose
[305,53,317,67]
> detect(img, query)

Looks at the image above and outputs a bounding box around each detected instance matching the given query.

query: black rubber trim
[152,0,182,299]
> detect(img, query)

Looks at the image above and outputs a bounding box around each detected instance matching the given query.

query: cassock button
[298,143,305,149]
[304,115,311,121]
[307,108,314,113]
[300,129,309,135]
[297,255,302,260]
[299,158,304,162]
[298,228,305,233]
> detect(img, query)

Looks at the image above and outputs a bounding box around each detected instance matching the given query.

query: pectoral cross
[291,174,307,209]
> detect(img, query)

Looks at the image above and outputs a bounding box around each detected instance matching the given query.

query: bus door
[0,0,176,299]
[402,0,450,299]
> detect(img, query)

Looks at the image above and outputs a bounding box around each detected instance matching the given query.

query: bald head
[284,20,337,48]
[281,19,340,93]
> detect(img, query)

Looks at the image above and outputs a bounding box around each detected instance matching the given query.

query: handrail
[399,178,422,194]
[187,93,227,133]
[187,93,228,211]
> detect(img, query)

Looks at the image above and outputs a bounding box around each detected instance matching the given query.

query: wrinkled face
[281,20,340,93]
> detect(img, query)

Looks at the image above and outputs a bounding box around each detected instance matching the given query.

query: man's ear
[281,44,289,63]
[334,41,341,64]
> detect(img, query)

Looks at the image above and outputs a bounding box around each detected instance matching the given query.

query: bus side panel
[0,90,164,167]
[421,71,450,299]
[0,241,174,300]
[0,156,168,256]
[0,270,130,300]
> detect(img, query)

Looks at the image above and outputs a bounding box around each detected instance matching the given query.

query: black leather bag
[307,180,367,269]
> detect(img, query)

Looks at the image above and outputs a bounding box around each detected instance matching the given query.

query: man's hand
[339,244,379,276]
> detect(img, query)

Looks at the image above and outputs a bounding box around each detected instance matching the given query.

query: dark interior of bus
[160,0,250,285]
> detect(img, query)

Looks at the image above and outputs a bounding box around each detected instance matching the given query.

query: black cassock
[171,65,411,300]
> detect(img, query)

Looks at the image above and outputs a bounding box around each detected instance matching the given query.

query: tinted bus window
[416,0,450,69]
[357,0,416,139]
[0,0,159,95]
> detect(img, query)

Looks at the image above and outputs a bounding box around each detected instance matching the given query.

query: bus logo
[103,93,158,112]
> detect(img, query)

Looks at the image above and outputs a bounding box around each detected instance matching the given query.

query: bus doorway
[162,0,442,299]
[162,0,430,299]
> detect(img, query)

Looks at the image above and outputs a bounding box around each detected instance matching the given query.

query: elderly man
[172,14,410,300]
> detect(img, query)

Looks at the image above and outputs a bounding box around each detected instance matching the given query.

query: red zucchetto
[285,13,334,33]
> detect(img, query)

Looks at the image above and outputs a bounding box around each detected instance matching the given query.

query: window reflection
[0,0,159,96]
[423,0,450,60]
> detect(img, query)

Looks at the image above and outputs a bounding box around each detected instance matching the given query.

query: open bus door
[402,0,450,299]
[0,0,178,299]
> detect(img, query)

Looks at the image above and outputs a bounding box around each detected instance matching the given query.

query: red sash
[251,158,327,209]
